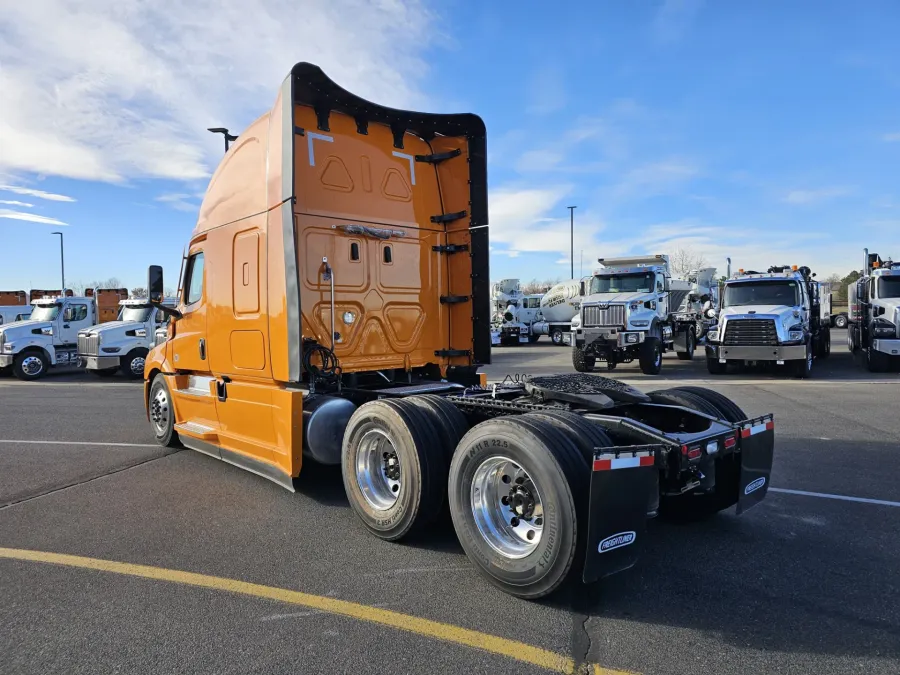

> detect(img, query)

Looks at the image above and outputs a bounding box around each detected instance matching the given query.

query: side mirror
[579,281,586,296]
[148,265,164,303]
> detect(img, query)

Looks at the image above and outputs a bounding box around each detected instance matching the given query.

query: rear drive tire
[706,357,727,375]
[835,314,848,329]
[13,350,48,381]
[572,346,595,372]
[341,399,447,541]
[665,386,747,423]
[639,337,663,375]
[448,415,587,599]
[121,348,149,379]
[676,328,695,360]
[407,395,469,466]
[149,374,180,448]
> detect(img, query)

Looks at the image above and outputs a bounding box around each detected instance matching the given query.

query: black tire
[639,337,663,375]
[706,357,727,375]
[91,367,119,377]
[121,348,149,379]
[406,395,469,466]
[13,350,48,381]
[792,341,813,379]
[816,328,831,360]
[525,410,613,465]
[676,327,695,360]
[848,326,859,353]
[551,329,564,345]
[647,389,721,417]
[0,366,12,378]
[341,399,446,541]
[528,334,540,343]
[664,386,747,423]
[867,341,891,373]
[572,346,595,372]
[448,415,587,599]
[148,374,180,448]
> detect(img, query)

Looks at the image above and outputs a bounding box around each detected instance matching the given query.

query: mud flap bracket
[583,445,662,583]
[735,415,775,515]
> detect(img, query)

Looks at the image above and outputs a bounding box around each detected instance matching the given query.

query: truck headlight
[707,328,720,342]
[629,302,639,311]
[787,325,804,342]
[624,333,639,343]
[873,319,896,337]
[630,320,649,327]
[2,343,14,352]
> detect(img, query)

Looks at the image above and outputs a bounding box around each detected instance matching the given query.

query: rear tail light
[724,435,737,449]
[687,447,702,460]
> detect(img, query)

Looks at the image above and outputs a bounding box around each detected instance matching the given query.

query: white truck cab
[848,251,900,372]
[0,296,97,380]
[78,298,176,378]
[705,265,830,378]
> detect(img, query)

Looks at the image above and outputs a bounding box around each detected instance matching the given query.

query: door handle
[199,338,206,360]
[63,324,70,329]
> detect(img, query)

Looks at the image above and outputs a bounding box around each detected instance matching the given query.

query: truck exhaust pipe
[864,247,869,275]
[726,257,731,279]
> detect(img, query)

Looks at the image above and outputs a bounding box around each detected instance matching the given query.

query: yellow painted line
[0,547,638,675]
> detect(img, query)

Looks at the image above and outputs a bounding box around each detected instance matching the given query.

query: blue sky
[1,0,899,292]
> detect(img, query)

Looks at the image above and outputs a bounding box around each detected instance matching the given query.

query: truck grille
[723,319,778,346]
[78,334,99,355]
[583,305,626,327]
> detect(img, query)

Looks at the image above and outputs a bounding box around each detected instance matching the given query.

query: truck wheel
[448,415,587,599]
[848,326,858,353]
[551,329,564,345]
[572,346,595,372]
[342,399,446,541]
[407,395,469,465]
[639,337,663,375]
[664,386,747,423]
[835,314,848,329]
[816,328,831,359]
[866,340,890,373]
[121,348,149,379]
[528,334,540,343]
[792,342,813,379]
[647,389,721,417]
[91,368,119,377]
[706,358,727,375]
[149,374,180,447]
[676,327,695,361]
[13,350,48,381]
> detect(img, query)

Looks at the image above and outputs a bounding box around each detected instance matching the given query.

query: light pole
[567,206,577,279]
[52,232,65,291]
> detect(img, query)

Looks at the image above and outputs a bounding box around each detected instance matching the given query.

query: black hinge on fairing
[430,210,467,224]
[440,295,470,304]
[435,349,471,358]
[415,148,461,164]
[432,244,469,254]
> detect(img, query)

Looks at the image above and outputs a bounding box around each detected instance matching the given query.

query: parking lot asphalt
[1,333,898,674]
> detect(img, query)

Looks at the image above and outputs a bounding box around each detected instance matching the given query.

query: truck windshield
[590,272,654,294]
[877,277,900,298]
[29,305,60,321]
[724,281,799,307]
[121,306,153,322]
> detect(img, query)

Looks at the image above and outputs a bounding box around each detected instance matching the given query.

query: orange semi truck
[143,63,776,599]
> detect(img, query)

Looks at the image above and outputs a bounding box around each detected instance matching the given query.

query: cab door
[170,249,209,373]
[59,302,91,345]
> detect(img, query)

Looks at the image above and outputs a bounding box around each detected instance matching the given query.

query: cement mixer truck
[529,278,588,345]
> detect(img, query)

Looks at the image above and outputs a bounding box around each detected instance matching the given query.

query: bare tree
[669,248,708,278]
[520,278,560,295]
[69,277,126,295]
[131,287,148,298]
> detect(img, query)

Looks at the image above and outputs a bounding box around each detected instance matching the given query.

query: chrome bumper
[873,338,900,356]
[80,355,120,370]
[705,344,807,362]
[0,354,13,367]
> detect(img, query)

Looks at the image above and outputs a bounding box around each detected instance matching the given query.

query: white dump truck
[848,250,900,372]
[0,290,126,380]
[705,265,830,378]
[571,255,716,374]
[77,297,176,378]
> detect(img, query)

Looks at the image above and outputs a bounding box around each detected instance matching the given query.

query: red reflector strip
[765,420,775,431]
[687,448,702,459]
[741,418,772,438]
[593,454,655,471]
[724,436,737,449]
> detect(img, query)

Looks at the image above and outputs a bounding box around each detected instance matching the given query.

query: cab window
[64,304,88,322]
[184,252,205,305]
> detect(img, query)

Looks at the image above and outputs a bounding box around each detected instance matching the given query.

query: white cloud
[0,0,435,184]
[609,160,699,198]
[882,132,900,142]
[653,0,705,44]
[0,209,68,226]
[156,193,200,212]
[0,185,75,202]
[782,186,851,204]
[0,200,33,207]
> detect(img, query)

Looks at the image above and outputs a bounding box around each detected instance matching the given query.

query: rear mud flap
[736,415,775,515]
[583,445,662,584]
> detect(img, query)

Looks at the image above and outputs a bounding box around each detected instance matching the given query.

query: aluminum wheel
[21,356,44,377]
[470,456,544,559]
[356,428,401,511]
[130,356,146,376]
[149,386,170,436]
